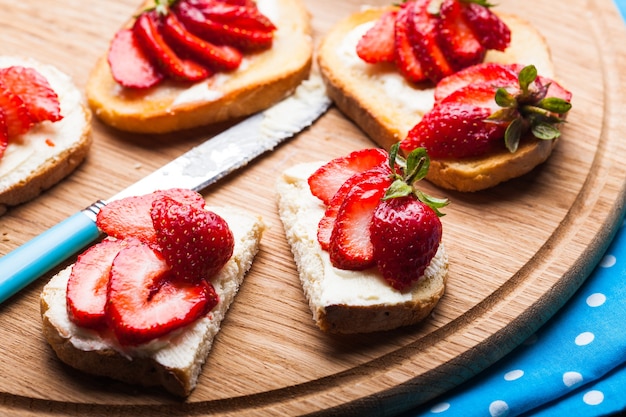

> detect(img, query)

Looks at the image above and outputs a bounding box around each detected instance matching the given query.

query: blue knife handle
[0,202,104,304]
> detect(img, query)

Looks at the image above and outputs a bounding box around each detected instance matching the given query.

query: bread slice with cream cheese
[317,7,561,192]
[0,56,92,215]
[276,162,448,334]
[86,0,313,134]
[40,206,264,397]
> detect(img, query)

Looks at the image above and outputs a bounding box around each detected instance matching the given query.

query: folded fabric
[406,217,626,417]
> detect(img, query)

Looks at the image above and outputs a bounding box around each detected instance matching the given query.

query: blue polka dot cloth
[405,216,626,417]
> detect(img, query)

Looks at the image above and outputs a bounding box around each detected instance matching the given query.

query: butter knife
[0,76,331,304]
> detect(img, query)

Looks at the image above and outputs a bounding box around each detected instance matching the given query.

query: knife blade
[0,75,331,304]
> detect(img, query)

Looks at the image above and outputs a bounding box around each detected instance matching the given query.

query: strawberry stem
[384,144,449,217]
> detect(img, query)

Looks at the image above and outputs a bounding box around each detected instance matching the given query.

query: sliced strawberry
[328,168,393,270]
[133,11,210,82]
[0,81,33,137]
[173,1,274,51]
[66,238,139,329]
[402,85,507,158]
[189,0,277,32]
[462,2,511,51]
[107,28,165,89]
[318,165,391,251]
[356,9,397,64]
[370,196,442,291]
[151,195,234,281]
[0,110,7,159]
[394,4,427,83]
[0,66,62,123]
[308,148,388,206]
[106,243,218,346]
[97,188,206,244]
[162,12,242,71]
[408,0,455,83]
[437,0,485,71]
[434,62,518,102]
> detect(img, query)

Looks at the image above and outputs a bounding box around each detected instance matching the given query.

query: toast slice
[276,162,448,334]
[317,8,559,191]
[40,206,264,397]
[0,56,92,215]
[86,0,313,134]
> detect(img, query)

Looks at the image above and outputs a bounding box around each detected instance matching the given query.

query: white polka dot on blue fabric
[599,254,616,268]
[562,371,583,387]
[575,332,595,346]
[586,292,606,307]
[583,390,604,406]
[430,402,451,414]
[488,400,509,417]
[503,370,524,381]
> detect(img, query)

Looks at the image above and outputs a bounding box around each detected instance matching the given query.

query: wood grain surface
[1,0,626,415]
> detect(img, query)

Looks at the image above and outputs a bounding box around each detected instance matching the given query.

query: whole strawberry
[370,145,447,290]
[402,63,573,158]
[151,195,234,282]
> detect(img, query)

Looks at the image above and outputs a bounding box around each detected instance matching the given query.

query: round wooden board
[1,0,626,415]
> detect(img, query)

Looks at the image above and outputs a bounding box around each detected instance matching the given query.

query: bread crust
[317,8,560,192]
[0,57,92,216]
[86,0,313,134]
[276,162,448,334]
[40,207,264,397]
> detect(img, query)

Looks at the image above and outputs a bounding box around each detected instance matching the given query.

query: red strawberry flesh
[106,243,218,346]
[0,66,62,123]
[96,188,206,244]
[308,148,388,206]
[107,28,164,89]
[66,239,139,329]
[356,10,397,64]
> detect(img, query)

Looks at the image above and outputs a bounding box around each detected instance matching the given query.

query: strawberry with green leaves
[402,63,573,158]
[356,0,511,83]
[309,144,448,290]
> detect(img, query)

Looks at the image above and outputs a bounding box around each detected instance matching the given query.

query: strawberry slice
[106,243,218,346]
[328,168,393,270]
[308,148,388,206]
[96,188,206,244]
[408,0,455,83]
[0,81,33,137]
[437,0,485,71]
[162,12,242,71]
[189,0,277,32]
[151,195,234,281]
[0,66,62,123]
[66,238,139,329]
[133,11,210,82]
[317,165,391,251]
[356,10,397,64]
[462,2,511,51]
[107,28,165,89]
[173,1,273,51]
[394,4,427,83]
[370,196,442,291]
[433,62,519,102]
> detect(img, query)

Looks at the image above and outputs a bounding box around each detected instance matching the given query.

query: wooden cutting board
[1,0,626,415]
